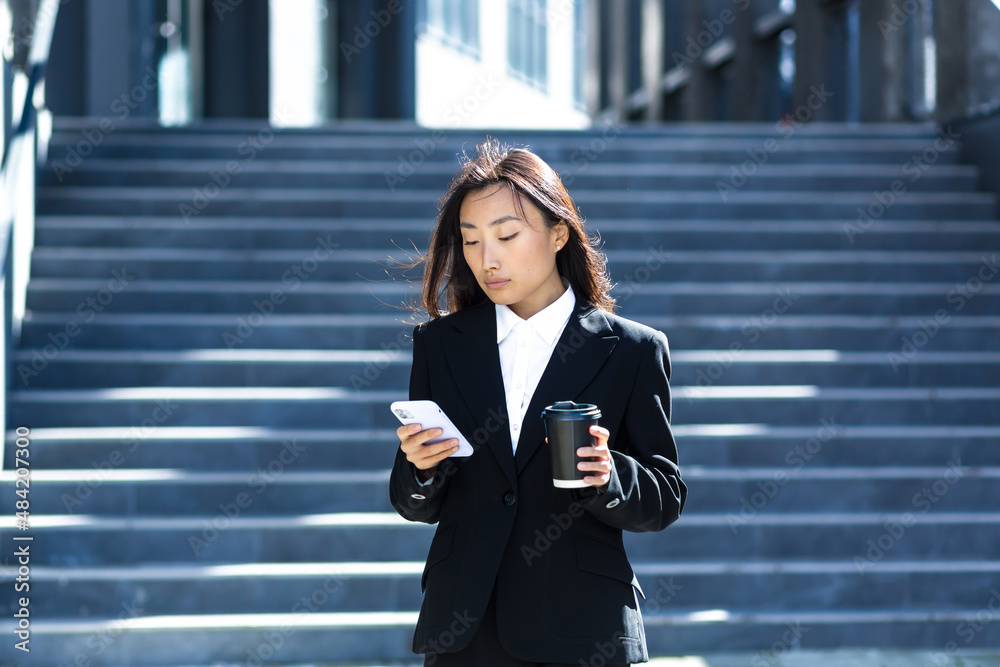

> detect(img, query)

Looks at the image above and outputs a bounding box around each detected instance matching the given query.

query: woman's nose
[482,242,500,269]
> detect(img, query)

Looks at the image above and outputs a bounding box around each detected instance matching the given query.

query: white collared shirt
[495,275,576,452]
[414,276,576,486]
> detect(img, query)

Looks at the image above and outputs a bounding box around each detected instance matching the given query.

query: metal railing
[588,0,1000,124]
[1,0,60,454]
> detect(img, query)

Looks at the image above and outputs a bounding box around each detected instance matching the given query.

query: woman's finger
[412,442,459,469]
[584,473,611,485]
[396,423,419,442]
[402,431,460,469]
[576,445,610,459]
[400,427,446,450]
[587,425,610,451]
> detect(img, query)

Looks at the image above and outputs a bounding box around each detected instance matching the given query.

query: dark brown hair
[396,137,617,325]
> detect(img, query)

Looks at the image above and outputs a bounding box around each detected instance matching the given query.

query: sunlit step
[6,466,998,484]
[11,385,1000,401]
[8,424,1000,442]
[6,558,1000,582]
[3,511,999,531]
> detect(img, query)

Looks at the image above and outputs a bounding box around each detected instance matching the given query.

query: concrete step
[17,313,1000,352]
[32,217,1000,251]
[2,608,999,666]
[48,139,965,164]
[3,512,998,564]
[47,118,946,138]
[22,279,1000,316]
[8,466,992,516]
[39,159,981,192]
[10,560,1000,617]
[14,349,1000,390]
[6,427,999,471]
[35,187,994,220]
[17,117,1000,665]
[29,248,998,283]
[11,387,1000,427]
[43,134,966,165]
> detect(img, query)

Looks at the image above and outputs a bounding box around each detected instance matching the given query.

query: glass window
[507,0,548,91]
[572,0,586,108]
[418,0,480,57]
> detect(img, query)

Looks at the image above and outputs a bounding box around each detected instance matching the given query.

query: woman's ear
[556,220,570,250]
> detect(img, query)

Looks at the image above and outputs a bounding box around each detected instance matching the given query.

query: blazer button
[503,492,517,507]
[605,498,620,509]
[411,493,426,500]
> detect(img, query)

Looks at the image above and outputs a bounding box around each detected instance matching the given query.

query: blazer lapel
[514,302,618,474]
[442,299,518,488]
[441,297,619,485]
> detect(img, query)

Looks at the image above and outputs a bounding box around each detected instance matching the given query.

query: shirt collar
[496,276,576,346]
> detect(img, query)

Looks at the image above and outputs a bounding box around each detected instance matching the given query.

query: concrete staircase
[2,118,999,665]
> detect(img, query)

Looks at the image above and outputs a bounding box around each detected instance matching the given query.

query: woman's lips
[485,279,510,289]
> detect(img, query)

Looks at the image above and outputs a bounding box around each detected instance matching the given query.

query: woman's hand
[397,423,460,481]
[545,424,613,488]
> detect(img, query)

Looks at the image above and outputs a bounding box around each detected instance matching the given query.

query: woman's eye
[463,233,517,247]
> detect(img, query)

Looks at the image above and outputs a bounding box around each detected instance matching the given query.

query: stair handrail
[1,0,60,460]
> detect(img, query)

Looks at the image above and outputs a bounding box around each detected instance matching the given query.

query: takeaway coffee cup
[541,401,602,488]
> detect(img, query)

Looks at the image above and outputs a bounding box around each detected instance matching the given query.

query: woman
[389,137,686,666]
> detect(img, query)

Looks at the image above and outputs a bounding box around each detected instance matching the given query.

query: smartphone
[390,400,475,457]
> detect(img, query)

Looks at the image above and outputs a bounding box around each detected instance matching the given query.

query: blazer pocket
[574,533,645,600]
[421,522,457,592]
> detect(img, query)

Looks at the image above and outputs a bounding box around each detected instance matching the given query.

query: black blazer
[389,295,687,664]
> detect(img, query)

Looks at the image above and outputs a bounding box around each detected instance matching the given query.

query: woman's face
[459,182,569,321]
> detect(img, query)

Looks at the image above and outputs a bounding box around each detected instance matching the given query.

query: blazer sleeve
[570,329,687,532]
[388,323,454,524]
